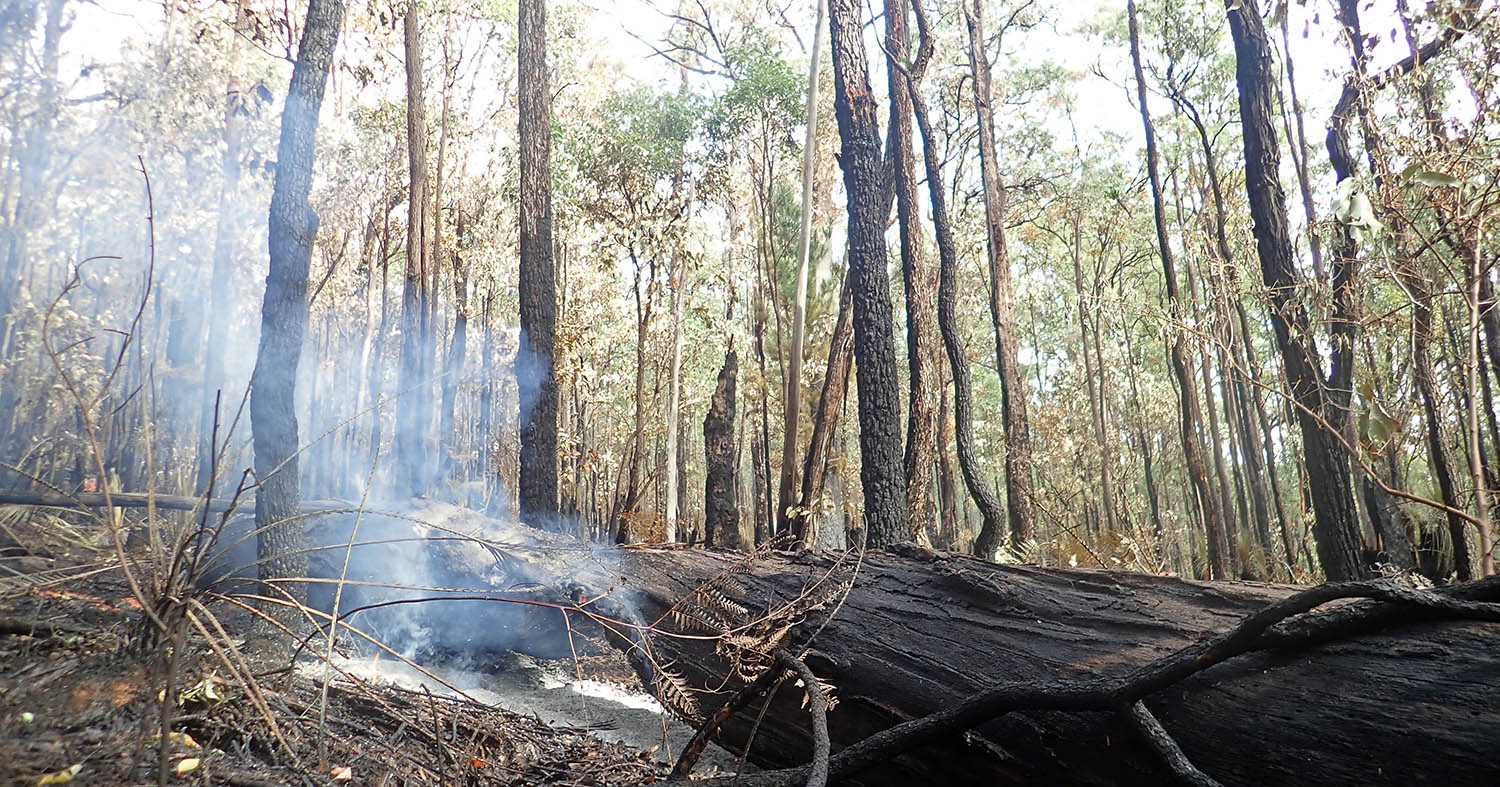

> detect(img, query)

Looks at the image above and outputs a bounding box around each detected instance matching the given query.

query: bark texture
[249,0,345,599]
[704,348,741,549]
[518,0,559,527]
[828,0,908,548]
[1226,0,1366,581]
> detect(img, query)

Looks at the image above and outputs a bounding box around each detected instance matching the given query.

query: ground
[0,508,676,786]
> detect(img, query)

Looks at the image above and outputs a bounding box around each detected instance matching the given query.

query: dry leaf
[175,758,200,776]
[36,764,82,786]
[331,766,353,781]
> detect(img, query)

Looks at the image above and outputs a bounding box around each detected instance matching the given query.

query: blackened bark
[965,0,1036,556]
[795,274,854,547]
[828,0,908,548]
[249,0,345,600]
[1225,0,1366,581]
[883,0,938,541]
[518,0,559,527]
[704,348,741,549]
[910,2,1009,563]
[1129,0,1230,579]
[440,211,468,483]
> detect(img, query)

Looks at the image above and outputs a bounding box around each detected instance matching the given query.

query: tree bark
[398,4,430,499]
[1225,0,1366,581]
[828,0,908,548]
[197,0,248,497]
[248,0,345,605]
[705,348,740,549]
[883,0,938,542]
[965,0,1036,556]
[518,0,559,527]
[795,274,853,548]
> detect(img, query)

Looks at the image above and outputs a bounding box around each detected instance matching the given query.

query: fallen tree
[14,497,1500,786]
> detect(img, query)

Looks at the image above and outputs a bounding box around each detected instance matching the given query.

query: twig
[1121,701,1222,787]
[772,650,829,787]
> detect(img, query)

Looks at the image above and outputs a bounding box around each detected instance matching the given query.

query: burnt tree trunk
[518,0,559,527]
[248,0,344,602]
[704,348,741,549]
[1129,0,1230,579]
[828,0,908,548]
[398,5,430,499]
[1226,0,1366,581]
[883,0,938,542]
[616,545,1500,787]
[795,274,854,548]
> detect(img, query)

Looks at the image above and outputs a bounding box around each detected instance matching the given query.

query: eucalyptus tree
[828,0,908,547]
[569,85,706,542]
[518,0,559,527]
[965,0,1036,556]
[1224,0,1366,581]
[250,0,347,602]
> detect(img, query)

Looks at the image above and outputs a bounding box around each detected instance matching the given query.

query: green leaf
[1411,169,1461,188]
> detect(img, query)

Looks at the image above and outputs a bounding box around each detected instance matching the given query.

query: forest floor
[0,510,679,786]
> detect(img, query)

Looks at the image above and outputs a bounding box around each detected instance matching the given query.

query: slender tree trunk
[1128,0,1230,579]
[795,274,854,547]
[439,209,468,484]
[906,0,1009,559]
[965,0,1035,556]
[883,0,938,542]
[398,4,430,499]
[1070,210,1118,535]
[1225,0,1366,581]
[518,0,559,527]
[197,0,247,496]
[249,0,345,604]
[777,0,824,536]
[664,263,685,542]
[828,0,908,548]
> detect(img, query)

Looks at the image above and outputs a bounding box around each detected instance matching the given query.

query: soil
[0,510,689,786]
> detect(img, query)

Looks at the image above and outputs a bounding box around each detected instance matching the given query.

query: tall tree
[397,2,430,499]
[909,0,1010,559]
[965,0,1035,556]
[518,0,559,526]
[776,0,825,538]
[1225,0,1366,581]
[1132,0,1230,578]
[704,348,741,548]
[197,0,248,495]
[828,0,908,548]
[885,0,939,541]
[249,0,346,603]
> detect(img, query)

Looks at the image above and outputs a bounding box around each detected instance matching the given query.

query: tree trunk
[248,0,345,605]
[777,0,824,538]
[965,0,1036,556]
[197,0,248,497]
[1225,0,1366,581]
[517,0,559,527]
[828,0,908,548]
[795,274,853,548]
[883,0,938,543]
[704,348,740,549]
[398,4,430,499]
[1129,0,1230,579]
[665,261,686,542]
